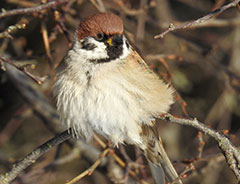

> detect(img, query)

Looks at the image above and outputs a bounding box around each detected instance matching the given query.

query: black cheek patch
[81,40,96,50]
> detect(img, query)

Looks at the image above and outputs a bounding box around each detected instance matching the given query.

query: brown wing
[121,45,174,119]
[128,45,151,69]
[141,123,182,184]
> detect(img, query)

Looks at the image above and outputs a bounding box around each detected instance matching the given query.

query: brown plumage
[77,13,123,40]
[141,124,181,183]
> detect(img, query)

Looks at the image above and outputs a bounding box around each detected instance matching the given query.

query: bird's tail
[142,125,182,184]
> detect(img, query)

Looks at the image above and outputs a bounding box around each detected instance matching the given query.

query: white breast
[55,64,145,146]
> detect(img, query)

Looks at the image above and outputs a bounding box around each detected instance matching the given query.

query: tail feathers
[148,161,166,184]
[155,138,182,184]
[142,125,182,184]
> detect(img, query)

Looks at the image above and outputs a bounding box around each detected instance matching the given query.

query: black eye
[96,33,104,41]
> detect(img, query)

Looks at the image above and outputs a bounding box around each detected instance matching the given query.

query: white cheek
[119,37,130,60]
[67,36,130,72]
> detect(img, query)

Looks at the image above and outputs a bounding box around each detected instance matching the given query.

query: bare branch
[154,0,240,39]
[0,0,68,19]
[0,130,72,184]
[159,113,240,181]
[2,113,237,183]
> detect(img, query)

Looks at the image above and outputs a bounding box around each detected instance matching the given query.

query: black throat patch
[90,34,124,63]
[89,44,124,63]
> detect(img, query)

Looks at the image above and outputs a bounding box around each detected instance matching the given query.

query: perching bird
[54,12,182,184]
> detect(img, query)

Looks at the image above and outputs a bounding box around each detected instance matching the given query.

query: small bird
[54,13,182,184]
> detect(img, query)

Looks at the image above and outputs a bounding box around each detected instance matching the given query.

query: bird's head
[73,13,130,64]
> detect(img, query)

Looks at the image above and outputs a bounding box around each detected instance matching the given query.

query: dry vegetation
[0,0,240,184]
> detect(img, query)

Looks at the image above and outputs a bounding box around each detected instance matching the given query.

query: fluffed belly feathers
[54,61,174,147]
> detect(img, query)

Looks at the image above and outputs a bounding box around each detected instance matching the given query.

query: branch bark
[154,0,240,39]
[1,113,239,183]
[159,113,240,181]
[0,0,68,19]
[0,130,72,184]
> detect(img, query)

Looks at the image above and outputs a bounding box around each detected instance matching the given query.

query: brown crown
[77,13,124,40]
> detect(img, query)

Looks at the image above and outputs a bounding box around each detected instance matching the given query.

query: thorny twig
[0,0,68,19]
[0,130,72,184]
[154,0,240,39]
[159,113,240,181]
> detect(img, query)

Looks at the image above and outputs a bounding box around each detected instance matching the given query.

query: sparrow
[54,13,182,184]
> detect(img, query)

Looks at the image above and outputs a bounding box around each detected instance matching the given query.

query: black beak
[112,34,123,46]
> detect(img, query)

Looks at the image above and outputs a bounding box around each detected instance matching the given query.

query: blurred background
[0,0,239,183]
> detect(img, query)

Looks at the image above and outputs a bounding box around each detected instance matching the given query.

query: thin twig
[174,17,240,28]
[93,134,149,184]
[169,163,195,184]
[0,0,68,19]
[47,146,79,167]
[0,56,43,84]
[66,148,110,184]
[178,163,195,183]
[112,0,145,15]
[0,22,26,39]
[41,21,55,78]
[159,113,240,181]
[119,145,139,183]
[7,0,38,7]
[135,0,147,50]
[0,130,72,184]
[53,10,73,44]
[154,0,240,39]
[0,105,31,147]
[197,131,205,158]
[88,0,106,13]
